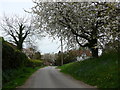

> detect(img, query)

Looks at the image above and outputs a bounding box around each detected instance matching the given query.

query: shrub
[26,59,43,68]
[2,39,28,70]
[33,52,41,60]
[103,40,120,54]
[2,38,44,88]
[2,41,15,70]
[55,52,77,66]
[14,50,28,68]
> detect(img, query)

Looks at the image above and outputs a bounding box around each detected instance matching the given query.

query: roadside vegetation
[2,66,43,89]
[1,1,119,89]
[55,51,77,66]
[2,38,45,89]
[59,51,119,88]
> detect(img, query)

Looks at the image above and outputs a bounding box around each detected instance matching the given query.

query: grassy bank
[59,52,119,88]
[2,66,44,89]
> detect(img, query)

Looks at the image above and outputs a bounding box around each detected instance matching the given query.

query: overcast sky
[0,0,61,54]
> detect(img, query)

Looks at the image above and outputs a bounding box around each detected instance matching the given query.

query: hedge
[26,59,43,68]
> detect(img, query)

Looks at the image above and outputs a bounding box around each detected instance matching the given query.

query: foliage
[2,37,44,70]
[59,51,119,88]
[33,52,41,59]
[0,37,3,41]
[2,38,45,89]
[55,51,77,66]
[42,53,56,63]
[14,50,28,67]
[2,39,28,70]
[31,2,119,57]
[2,40,16,70]
[103,40,120,54]
[26,59,43,68]
[2,66,44,89]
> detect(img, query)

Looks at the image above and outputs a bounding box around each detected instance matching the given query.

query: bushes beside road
[26,59,43,67]
[2,39,28,70]
[55,51,77,66]
[2,66,43,88]
[2,38,44,88]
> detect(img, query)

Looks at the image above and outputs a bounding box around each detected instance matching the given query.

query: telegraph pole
[60,30,63,66]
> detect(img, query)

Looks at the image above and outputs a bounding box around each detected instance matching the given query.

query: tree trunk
[89,39,98,58]
[91,48,98,58]
[17,42,23,51]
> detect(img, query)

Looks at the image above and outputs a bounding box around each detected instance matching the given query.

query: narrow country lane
[18,66,96,88]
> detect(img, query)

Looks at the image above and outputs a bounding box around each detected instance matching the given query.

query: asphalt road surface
[18,66,96,88]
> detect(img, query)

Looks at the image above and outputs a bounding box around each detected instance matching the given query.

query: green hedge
[14,50,28,68]
[2,40,28,70]
[2,38,44,86]
[2,38,44,69]
[2,40,15,70]
[26,59,43,68]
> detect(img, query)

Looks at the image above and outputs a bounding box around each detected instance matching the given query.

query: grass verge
[2,66,45,89]
[58,52,119,88]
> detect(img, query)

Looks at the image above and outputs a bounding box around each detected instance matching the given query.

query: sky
[0,0,61,54]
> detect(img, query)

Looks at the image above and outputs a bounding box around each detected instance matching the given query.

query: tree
[55,50,77,66]
[34,52,41,59]
[31,2,119,57]
[0,15,34,51]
